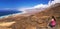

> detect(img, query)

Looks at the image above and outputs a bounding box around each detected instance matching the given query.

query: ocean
[0,10,22,17]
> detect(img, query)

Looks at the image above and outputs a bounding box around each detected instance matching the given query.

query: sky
[0,0,60,13]
[0,0,52,8]
[0,0,60,17]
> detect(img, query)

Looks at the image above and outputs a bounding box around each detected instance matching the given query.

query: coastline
[0,12,25,18]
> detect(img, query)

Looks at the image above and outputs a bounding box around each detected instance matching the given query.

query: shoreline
[0,12,26,18]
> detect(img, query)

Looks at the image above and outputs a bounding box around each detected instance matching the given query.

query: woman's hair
[52,16,56,21]
[52,16,54,18]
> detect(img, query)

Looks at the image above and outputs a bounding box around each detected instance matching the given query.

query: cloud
[53,0,60,3]
[48,0,60,6]
[18,4,49,13]
[18,0,60,14]
[33,4,48,8]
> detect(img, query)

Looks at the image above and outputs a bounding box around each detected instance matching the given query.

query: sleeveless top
[50,19,56,26]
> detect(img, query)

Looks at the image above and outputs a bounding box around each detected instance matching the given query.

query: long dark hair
[49,16,56,28]
[52,16,56,21]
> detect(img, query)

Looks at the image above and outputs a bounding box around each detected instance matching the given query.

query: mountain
[0,3,60,29]
[11,3,60,29]
[34,3,60,17]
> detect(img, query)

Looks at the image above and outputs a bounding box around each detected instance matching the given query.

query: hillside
[0,3,60,29]
[10,3,60,29]
[35,3,60,17]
